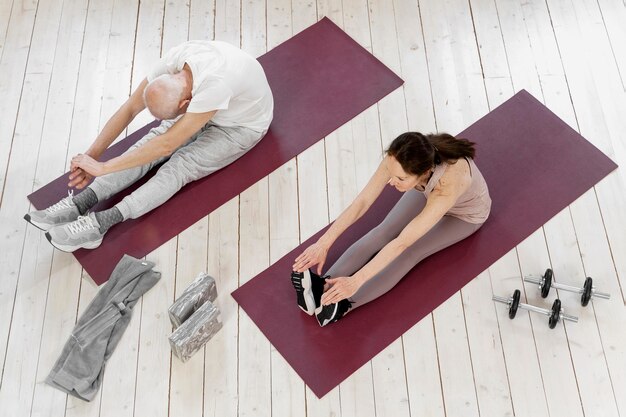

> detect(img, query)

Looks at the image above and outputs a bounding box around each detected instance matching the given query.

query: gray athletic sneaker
[24,191,80,231]
[45,213,104,252]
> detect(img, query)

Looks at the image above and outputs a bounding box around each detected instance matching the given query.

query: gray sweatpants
[327,189,483,308]
[46,255,161,401]
[90,119,265,220]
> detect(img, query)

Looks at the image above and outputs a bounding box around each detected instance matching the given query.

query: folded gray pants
[89,119,265,220]
[46,255,161,401]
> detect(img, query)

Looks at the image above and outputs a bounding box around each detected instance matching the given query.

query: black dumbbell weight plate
[549,299,561,329]
[541,268,553,298]
[509,289,521,319]
[581,277,593,307]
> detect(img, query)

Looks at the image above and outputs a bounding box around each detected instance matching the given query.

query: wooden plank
[28,2,90,417]
[263,1,307,414]
[128,0,165,133]
[568,187,626,417]
[418,0,487,133]
[189,0,215,41]
[508,73,606,417]
[311,2,379,414]
[467,0,517,110]
[0,0,15,59]
[214,0,239,46]
[367,0,406,148]
[462,268,515,417]
[596,0,626,90]
[418,1,487,416]
[237,2,271,416]
[30,252,83,417]
[393,0,437,131]
[268,158,305,415]
[94,3,143,416]
[466,3,552,416]
[57,1,118,416]
[62,279,103,417]
[0,0,66,414]
[468,0,509,78]
[401,317,446,417]
[298,1,342,413]
[162,0,189,52]
[200,4,240,417]
[366,1,414,416]
[0,0,41,381]
[205,199,239,417]
[541,208,619,417]
[546,0,626,305]
[156,0,197,411]
[238,179,271,417]
[169,220,208,417]
[133,239,176,417]
[390,3,445,415]
[0,0,38,197]
[489,246,559,417]
[492,0,543,96]
[65,0,115,161]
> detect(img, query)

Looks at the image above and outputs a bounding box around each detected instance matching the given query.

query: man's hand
[293,241,329,274]
[68,167,94,189]
[70,154,107,183]
[320,276,361,305]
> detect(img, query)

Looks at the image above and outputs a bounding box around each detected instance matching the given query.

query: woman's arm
[293,156,392,273]
[321,160,472,305]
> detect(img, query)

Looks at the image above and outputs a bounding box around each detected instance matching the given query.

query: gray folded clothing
[46,255,161,401]
[169,300,222,362]
[168,272,217,328]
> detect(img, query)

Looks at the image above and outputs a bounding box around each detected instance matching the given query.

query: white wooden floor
[0,0,625,416]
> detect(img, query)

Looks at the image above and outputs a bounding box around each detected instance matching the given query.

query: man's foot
[45,213,104,252]
[24,191,80,231]
[315,299,352,327]
[290,269,325,315]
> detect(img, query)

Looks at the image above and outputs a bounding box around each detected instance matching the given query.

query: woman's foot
[290,269,326,315]
[315,298,352,327]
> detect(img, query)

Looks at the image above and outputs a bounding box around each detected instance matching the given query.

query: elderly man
[25,40,274,252]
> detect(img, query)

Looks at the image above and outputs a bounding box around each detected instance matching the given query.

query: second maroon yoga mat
[231,90,618,398]
[27,17,403,284]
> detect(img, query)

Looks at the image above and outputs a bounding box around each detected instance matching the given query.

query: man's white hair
[143,74,186,120]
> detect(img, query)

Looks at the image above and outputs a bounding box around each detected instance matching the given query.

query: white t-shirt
[148,40,274,132]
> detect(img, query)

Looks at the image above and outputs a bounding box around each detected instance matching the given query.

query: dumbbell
[523,268,610,306]
[492,290,578,329]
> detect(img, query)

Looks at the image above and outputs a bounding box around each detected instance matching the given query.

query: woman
[291,132,491,327]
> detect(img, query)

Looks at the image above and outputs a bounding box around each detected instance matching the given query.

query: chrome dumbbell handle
[524,275,611,300]
[492,295,578,323]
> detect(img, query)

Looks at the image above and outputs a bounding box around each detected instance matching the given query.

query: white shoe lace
[67,215,97,235]
[45,190,75,214]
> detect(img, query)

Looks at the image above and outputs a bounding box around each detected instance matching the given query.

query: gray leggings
[327,189,482,309]
[90,119,264,220]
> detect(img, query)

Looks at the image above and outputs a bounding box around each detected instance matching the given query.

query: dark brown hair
[385,132,476,176]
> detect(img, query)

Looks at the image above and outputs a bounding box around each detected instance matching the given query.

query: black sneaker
[315,298,353,327]
[290,269,325,315]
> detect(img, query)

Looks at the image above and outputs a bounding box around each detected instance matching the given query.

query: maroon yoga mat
[27,17,403,284]
[231,90,618,398]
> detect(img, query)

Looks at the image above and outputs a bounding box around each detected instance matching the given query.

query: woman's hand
[293,241,329,274]
[320,276,361,305]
